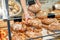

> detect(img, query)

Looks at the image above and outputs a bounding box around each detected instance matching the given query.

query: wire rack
[2,0,60,40]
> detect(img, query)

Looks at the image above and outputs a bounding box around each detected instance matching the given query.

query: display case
[0,0,60,40]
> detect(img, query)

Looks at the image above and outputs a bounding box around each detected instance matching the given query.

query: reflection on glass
[0,0,2,7]
[0,0,2,19]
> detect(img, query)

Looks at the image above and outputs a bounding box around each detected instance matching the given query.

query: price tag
[48,13,55,18]
[13,16,22,22]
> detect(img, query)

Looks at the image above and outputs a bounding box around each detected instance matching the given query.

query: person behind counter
[20,0,41,24]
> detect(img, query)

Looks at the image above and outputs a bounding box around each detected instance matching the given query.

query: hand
[23,13,30,24]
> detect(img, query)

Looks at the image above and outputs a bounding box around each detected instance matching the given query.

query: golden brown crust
[43,22,60,31]
[11,22,27,33]
[27,18,42,28]
[36,11,48,19]
[11,32,28,40]
[41,18,58,25]
[0,28,8,40]
[28,4,40,13]
[0,21,7,28]
[48,22,60,30]
[26,28,42,38]
[0,21,14,28]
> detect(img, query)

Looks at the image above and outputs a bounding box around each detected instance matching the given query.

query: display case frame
[1,0,60,40]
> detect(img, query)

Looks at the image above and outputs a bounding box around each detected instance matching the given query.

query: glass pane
[0,0,3,20]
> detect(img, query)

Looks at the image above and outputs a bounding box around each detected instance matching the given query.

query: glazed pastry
[41,18,58,25]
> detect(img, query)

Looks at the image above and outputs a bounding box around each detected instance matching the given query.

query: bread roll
[28,4,40,13]
[27,18,42,28]
[36,11,48,19]
[41,18,58,25]
[26,28,42,38]
[11,33,27,40]
[48,22,60,30]
[11,22,27,32]
[43,22,60,31]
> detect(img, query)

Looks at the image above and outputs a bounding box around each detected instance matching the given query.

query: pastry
[28,3,40,13]
[41,18,58,25]
[11,22,27,32]
[27,18,42,28]
[8,0,20,16]
[36,11,48,19]
[0,28,8,40]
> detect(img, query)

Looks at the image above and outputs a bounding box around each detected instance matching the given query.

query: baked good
[43,22,60,31]
[0,28,8,40]
[0,21,7,28]
[27,18,42,28]
[28,4,40,13]
[41,18,58,25]
[8,0,21,16]
[48,22,60,30]
[0,20,14,28]
[26,28,42,38]
[11,32,28,40]
[36,11,48,19]
[11,22,27,32]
